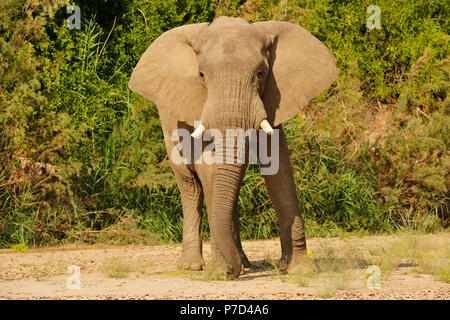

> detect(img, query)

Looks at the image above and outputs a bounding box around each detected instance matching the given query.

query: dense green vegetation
[0,0,448,247]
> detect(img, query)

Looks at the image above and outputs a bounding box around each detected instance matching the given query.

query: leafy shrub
[0,0,448,247]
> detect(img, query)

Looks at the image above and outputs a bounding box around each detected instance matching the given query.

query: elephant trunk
[211,138,247,279]
[195,68,270,278]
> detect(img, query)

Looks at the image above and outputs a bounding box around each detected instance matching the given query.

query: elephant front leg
[174,169,205,271]
[262,127,307,269]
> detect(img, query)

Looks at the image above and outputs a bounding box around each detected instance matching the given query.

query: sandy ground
[0,235,448,300]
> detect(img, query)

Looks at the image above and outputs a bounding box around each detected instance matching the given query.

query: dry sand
[0,235,448,300]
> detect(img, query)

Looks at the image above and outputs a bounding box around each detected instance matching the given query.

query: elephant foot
[277,251,307,274]
[210,252,246,278]
[290,251,307,266]
[177,252,205,271]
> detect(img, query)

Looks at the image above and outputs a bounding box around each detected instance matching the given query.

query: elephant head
[129,16,338,278]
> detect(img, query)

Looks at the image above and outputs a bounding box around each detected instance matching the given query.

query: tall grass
[0,0,448,247]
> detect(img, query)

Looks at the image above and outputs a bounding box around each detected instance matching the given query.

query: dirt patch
[0,233,448,299]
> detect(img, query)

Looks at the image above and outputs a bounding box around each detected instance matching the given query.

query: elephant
[128,16,338,279]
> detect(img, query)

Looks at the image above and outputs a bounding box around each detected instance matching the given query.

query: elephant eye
[199,71,205,79]
[256,70,264,80]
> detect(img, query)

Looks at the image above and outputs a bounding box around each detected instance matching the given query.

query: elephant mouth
[170,125,281,176]
[191,119,273,139]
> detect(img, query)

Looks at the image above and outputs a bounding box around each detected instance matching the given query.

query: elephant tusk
[191,124,206,139]
[260,119,274,135]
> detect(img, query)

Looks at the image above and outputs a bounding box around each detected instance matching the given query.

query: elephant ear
[253,21,339,126]
[128,23,208,125]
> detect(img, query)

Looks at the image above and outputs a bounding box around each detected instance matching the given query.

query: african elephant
[128,16,338,279]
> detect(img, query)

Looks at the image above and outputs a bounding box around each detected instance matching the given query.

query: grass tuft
[10,243,29,252]
[102,257,132,278]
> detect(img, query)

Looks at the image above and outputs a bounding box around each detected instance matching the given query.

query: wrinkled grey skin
[128,16,338,279]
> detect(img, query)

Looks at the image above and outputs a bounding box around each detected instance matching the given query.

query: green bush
[0,0,448,247]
